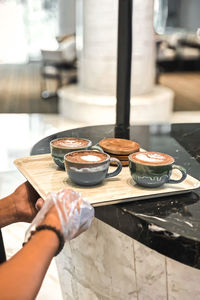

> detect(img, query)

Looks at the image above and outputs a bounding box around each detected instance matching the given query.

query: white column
[58,0,75,36]
[79,0,155,96]
[58,0,174,125]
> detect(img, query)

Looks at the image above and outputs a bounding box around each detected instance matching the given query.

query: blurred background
[155,0,200,112]
[0,0,200,118]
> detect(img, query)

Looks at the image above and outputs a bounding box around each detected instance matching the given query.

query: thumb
[35,198,44,211]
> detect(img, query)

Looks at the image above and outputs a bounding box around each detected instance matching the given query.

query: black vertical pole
[115,0,132,139]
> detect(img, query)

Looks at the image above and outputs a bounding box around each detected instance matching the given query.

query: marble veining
[56,217,200,299]
[56,218,137,300]
[32,123,200,269]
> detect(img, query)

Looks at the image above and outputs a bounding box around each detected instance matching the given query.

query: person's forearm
[0,194,17,228]
[0,230,59,300]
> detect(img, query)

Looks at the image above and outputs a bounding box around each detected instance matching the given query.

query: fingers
[35,198,44,211]
[54,189,94,240]
[28,182,40,199]
[28,189,94,242]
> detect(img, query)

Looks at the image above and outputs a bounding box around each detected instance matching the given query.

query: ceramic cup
[50,137,103,169]
[64,150,122,186]
[128,151,187,188]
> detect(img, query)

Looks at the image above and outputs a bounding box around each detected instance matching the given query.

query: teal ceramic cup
[128,151,187,188]
[64,150,122,186]
[50,137,103,169]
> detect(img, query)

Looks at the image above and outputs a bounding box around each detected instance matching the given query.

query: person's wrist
[26,228,60,256]
[24,211,64,256]
[35,225,65,255]
[41,207,62,233]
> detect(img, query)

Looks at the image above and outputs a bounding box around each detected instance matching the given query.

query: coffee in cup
[128,151,187,188]
[52,138,90,148]
[64,150,122,186]
[50,137,103,169]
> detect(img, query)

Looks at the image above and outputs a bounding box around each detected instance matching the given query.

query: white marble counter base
[56,218,200,300]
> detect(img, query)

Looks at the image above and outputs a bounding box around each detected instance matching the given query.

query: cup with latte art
[64,150,122,186]
[50,137,103,169]
[128,152,187,188]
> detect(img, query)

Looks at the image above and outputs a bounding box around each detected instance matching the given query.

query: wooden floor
[0,63,199,113]
[159,72,200,111]
[0,63,58,113]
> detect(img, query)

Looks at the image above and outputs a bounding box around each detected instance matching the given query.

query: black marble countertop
[31,123,200,269]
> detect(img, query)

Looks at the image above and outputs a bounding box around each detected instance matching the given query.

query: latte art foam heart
[59,140,84,147]
[130,152,174,165]
[52,138,90,148]
[65,150,108,163]
[81,155,101,162]
[135,153,164,163]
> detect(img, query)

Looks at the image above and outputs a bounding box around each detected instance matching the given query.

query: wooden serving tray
[14,154,200,207]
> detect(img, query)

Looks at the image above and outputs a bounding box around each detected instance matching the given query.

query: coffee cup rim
[64,150,110,164]
[50,137,92,149]
[128,151,175,166]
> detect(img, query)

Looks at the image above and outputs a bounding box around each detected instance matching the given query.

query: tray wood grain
[14,154,200,207]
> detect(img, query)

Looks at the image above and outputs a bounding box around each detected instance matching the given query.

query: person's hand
[44,189,94,239]
[12,181,44,223]
[24,188,94,244]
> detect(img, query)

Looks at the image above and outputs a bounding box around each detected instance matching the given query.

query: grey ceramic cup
[128,151,187,188]
[50,137,103,169]
[64,150,122,186]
